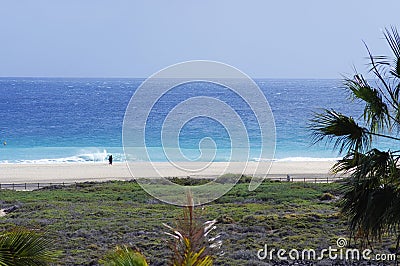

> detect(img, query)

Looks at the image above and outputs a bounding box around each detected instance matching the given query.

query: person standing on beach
[108,155,113,165]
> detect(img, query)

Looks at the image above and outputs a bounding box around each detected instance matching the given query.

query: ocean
[0,78,371,164]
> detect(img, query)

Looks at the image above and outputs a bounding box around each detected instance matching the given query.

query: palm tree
[310,26,400,249]
[0,228,59,265]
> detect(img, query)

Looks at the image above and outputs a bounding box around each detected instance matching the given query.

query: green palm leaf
[383,26,400,78]
[345,75,390,132]
[100,246,148,266]
[310,109,370,153]
[0,229,60,266]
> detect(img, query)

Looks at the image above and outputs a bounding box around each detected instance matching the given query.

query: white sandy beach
[0,161,338,184]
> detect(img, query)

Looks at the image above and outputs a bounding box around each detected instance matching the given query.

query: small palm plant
[0,228,59,266]
[310,27,400,249]
[100,245,148,266]
[163,193,221,266]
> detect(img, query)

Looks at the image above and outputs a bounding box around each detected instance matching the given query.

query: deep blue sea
[0,78,376,163]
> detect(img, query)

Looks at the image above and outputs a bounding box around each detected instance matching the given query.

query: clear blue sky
[1,0,399,78]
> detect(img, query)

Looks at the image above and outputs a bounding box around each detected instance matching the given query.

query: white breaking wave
[1,150,126,164]
[253,157,342,162]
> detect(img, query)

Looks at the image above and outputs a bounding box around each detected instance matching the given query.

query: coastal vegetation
[311,27,400,250]
[0,178,350,265]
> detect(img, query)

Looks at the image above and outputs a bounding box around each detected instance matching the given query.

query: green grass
[0,178,392,265]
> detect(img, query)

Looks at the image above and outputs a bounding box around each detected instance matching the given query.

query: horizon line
[0,76,344,80]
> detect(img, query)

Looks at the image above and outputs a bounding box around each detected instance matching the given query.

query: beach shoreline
[0,161,337,184]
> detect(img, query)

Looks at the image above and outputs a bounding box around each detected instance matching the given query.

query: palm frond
[339,149,399,243]
[384,27,400,60]
[100,246,148,266]
[364,42,397,108]
[0,228,60,266]
[345,75,390,132]
[393,59,400,79]
[331,151,363,174]
[310,109,370,153]
[367,55,391,76]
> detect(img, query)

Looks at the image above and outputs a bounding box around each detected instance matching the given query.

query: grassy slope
[0,179,392,265]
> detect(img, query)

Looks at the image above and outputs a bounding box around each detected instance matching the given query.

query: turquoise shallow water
[0,78,377,163]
